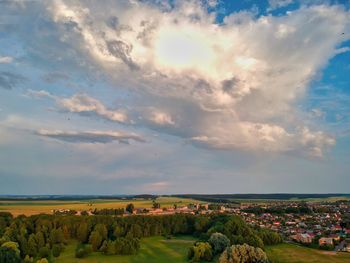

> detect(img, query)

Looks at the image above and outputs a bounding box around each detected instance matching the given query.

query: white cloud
[0,56,13,64]
[147,109,175,126]
[268,0,294,11]
[8,0,350,157]
[58,93,128,123]
[28,90,129,123]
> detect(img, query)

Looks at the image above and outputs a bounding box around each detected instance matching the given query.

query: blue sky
[0,0,349,194]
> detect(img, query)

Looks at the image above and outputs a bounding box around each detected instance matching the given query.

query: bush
[0,246,21,263]
[52,244,63,257]
[23,255,33,263]
[219,244,268,263]
[209,233,230,254]
[188,242,213,262]
[75,243,92,258]
[38,246,50,259]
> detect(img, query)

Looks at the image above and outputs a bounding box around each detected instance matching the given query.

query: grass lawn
[0,197,199,216]
[266,243,350,263]
[55,236,195,263]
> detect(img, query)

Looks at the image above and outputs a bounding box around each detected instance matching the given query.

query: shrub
[52,244,63,257]
[188,242,213,262]
[75,243,92,258]
[38,246,50,259]
[219,244,268,263]
[209,233,230,254]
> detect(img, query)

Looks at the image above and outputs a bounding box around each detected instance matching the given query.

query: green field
[0,197,200,216]
[55,240,350,263]
[266,243,350,263]
[55,236,195,263]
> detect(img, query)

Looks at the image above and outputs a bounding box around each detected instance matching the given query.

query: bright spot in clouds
[155,26,215,73]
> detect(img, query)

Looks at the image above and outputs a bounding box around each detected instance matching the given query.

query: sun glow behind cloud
[154,25,215,74]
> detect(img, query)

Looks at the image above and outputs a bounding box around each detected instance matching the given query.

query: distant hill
[170,193,350,202]
[1,193,349,202]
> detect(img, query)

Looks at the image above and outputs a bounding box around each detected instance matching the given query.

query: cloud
[58,93,128,123]
[27,89,56,99]
[7,1,350,157]
[268,0,294,10]
[36,129,145,144]
[145,109,175,126]
[0,56,13,64]
[0,71,25,90]
[28,90,129,123]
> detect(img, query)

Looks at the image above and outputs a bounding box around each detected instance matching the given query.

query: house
[329,234,341,241]
[319,237,334,246]
[291,233,312,244]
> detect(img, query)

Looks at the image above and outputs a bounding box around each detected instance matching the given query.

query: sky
[0,0,349,195]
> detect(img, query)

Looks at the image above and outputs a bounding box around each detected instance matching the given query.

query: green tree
[36,258,48,263]
[188,242,213,262]
[89,231,103,251]
[219,244,268,263]
[114,225,124,238]
[208,233,230,254]
[75,244,92,258]
[0,246,21,263]
[77,222,89,243]
[99,240,108,254]
[126,203,134,214]
[1,242,20,256]
[94,224,108,240]
[152,201,161,209]
[194,217,210,233]
[27,235,38,257]
[49,228,64,245]
[52,244,63,258]
[35,232,45,249]
[23,255,33,263]
[38,245,50,259]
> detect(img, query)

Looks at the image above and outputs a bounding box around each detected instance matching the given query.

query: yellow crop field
[0,197,199,216]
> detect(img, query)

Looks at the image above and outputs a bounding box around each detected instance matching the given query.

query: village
[53,198,350,253]
[237,200,350,253]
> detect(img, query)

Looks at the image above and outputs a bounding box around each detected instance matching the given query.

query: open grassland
[55,236,195,263]
[0,197,199,216]
[266,243,350,263]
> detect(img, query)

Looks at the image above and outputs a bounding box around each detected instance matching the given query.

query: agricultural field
[0,197,198,216]
[55,236,195,263]
[266,243,350,263]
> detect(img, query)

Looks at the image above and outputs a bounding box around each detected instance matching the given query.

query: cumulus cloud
[8,0,350,157]
[36,129,145,144]
[145,108,175,126]
[28,90,128,123]
[58,93,128,123]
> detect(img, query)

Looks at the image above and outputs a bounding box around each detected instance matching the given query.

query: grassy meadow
[55,241,350,263]
[55,236,195,263]
[0,197,198,216]
[266,243,350,263]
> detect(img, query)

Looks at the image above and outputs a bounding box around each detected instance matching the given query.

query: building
[319,237,334,246]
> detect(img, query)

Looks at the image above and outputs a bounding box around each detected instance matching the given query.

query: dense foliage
[0,210,282,261]
[219,244,268,263]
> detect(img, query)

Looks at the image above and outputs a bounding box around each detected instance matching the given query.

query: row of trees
[0,211,282,262]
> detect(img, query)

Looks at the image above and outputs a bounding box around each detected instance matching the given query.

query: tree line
[0,209,282,262]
